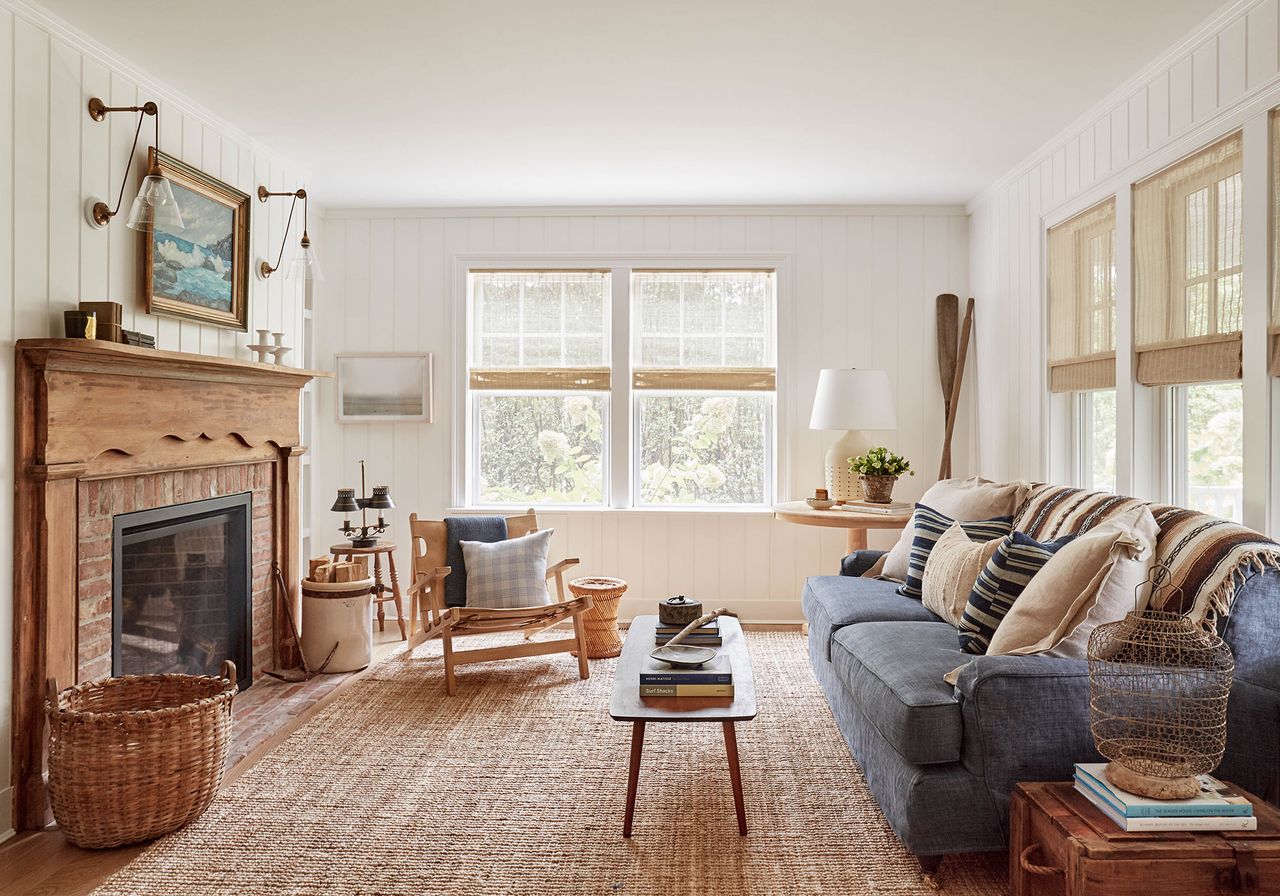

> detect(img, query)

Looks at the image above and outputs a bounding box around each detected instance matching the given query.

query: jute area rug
[93,632,1007,895]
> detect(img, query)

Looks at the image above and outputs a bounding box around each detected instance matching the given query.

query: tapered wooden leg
[441,623,457,696]
[387,551,407,640]
[623,721,645,838]
[573,612,590,679]
[723,721,747,835]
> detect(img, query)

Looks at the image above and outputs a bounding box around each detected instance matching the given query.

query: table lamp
[331,460,394,547]
[809,368,897,503]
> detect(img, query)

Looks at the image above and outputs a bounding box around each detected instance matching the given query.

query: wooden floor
[0,621,804,896]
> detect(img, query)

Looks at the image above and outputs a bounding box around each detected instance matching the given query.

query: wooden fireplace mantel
[12,338,329,831]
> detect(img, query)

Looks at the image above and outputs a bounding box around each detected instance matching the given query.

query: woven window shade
[1134,133,1243,386]
[469,271,610,392]
[631,270,776,391]
[1272,112,1280,376]
[1047,198,1117,392]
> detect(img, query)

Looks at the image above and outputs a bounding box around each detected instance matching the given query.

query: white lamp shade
[809,368,897,431]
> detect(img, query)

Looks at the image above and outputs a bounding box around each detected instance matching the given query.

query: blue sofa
[803,541,1280,865]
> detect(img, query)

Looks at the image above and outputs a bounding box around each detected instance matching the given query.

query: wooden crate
[1010,781,1280,895]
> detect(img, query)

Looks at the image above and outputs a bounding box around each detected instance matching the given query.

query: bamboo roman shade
[1133,133,1243,386]
[1046,198,1117,392]
[631,271,776,391]
[470,271,610,391]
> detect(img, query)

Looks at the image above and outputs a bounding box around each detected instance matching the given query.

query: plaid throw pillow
[897,503,1012,600]
[460,529,555,609]
[957,531,1077,654]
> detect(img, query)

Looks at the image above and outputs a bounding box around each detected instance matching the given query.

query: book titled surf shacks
[638,653,733,697]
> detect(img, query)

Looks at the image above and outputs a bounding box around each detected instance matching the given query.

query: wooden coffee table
[609,615,757,838]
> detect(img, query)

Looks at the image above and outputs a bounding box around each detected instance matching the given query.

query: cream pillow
[920,523,1002,625]
[985,505,1158,659]
[873,477,1032,581]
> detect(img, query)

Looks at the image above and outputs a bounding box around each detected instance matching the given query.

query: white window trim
[450,253,793,511]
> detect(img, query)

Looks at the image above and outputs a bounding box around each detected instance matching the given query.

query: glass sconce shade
[126,175,183,232]
[366,486,395,510]
[330,489,360,514]
[286,241,323,282]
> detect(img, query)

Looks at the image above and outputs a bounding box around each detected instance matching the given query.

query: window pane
[1218,272,1242,333]
[1086,390,1116,493]
[477,394,605,505]
[1183,382,1243,523]
[637,394,768,505]
[1185,186,1209,279]
[1217,172,1242,270]
[1185,281,1209,337]
[473,272,608,367]
[634,271,774,368]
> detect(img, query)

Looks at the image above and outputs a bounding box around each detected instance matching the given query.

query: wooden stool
[329,542,407,640]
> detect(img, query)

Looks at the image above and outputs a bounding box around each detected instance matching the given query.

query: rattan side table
[568,577,627,658]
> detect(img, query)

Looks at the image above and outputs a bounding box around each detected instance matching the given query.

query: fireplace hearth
[113,493,253,690]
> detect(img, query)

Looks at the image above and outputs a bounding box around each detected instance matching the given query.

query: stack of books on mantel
[654,620,723,647]
[1073,762,1256,831]
[638,653,733,698]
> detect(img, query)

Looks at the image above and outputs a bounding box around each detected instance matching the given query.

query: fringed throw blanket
[1014,485,1280,626]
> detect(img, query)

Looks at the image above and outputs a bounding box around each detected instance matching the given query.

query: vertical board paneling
[0,4,310,841]
[313,207,971,622]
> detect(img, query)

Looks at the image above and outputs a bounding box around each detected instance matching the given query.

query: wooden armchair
[407,509,593,695]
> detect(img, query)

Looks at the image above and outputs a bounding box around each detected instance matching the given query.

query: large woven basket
[45,661,238,849]
[569,577,628,659]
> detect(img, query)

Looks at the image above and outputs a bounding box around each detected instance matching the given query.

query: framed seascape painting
[143,149,250,330]
[336,354,434,423]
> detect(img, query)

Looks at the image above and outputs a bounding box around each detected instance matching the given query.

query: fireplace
[113,493,253,690]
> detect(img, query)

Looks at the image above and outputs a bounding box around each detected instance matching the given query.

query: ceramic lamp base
[824,430,876,503]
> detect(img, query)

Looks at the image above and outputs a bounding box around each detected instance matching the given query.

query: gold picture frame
[143,148,250,330]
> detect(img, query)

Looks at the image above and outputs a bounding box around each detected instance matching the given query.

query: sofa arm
[953,654,1102,821]
[840,550,886,577]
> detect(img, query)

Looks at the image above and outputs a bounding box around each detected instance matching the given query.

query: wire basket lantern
[1087,564,1234,800]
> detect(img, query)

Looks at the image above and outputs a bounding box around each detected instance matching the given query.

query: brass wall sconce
[258,186,322,281]
[85,97,183,231]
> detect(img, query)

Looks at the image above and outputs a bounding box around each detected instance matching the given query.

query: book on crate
[639,653,733,698]
[1073,763,1255,832]
[835,500,911,515]
[654,621,722,646]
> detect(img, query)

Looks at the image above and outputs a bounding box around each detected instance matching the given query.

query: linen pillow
[898,504,1013,599]
[985,506,1159,659]
[459,529,555,609]
[873,477,1032,581]
[957,531,1077,655]
[920,523,1003,625]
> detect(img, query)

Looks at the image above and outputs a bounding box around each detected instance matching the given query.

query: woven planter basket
[569,577,628,659]
[45,661,238,849]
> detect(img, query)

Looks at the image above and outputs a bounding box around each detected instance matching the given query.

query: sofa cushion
[802,576,942,661]
[830,622,965,765]
[899,504,1013,599]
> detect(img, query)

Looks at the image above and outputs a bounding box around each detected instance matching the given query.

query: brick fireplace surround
[12,339,325,833]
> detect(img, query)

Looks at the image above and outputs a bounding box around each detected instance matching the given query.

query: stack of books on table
[654,620,723,647]
[638,654,733,697]
[1073,762,1255,831]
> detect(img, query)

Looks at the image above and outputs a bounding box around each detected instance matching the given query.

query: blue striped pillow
[957,531,1077,654]
[897,503,1012,600]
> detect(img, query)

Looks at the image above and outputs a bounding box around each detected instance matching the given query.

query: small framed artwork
[336,353,434,423]
[143,148,251,330]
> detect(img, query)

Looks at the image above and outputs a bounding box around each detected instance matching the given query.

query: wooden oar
[936,293,959,427]
[939,298,975,480]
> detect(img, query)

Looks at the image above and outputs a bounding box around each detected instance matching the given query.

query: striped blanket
[1014,485,1280,626]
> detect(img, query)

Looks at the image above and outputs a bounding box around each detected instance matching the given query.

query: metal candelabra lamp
[331,460,394,548]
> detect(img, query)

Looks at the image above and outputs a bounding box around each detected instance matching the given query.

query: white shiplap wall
[312,208,974,623]
[0,0,309,839]
[968,0,1280,486]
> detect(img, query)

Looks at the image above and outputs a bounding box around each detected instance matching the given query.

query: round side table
[568,577,628,659]
[329,542,407,640]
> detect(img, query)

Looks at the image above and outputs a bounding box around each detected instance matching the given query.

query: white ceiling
[39,0,1224,208]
